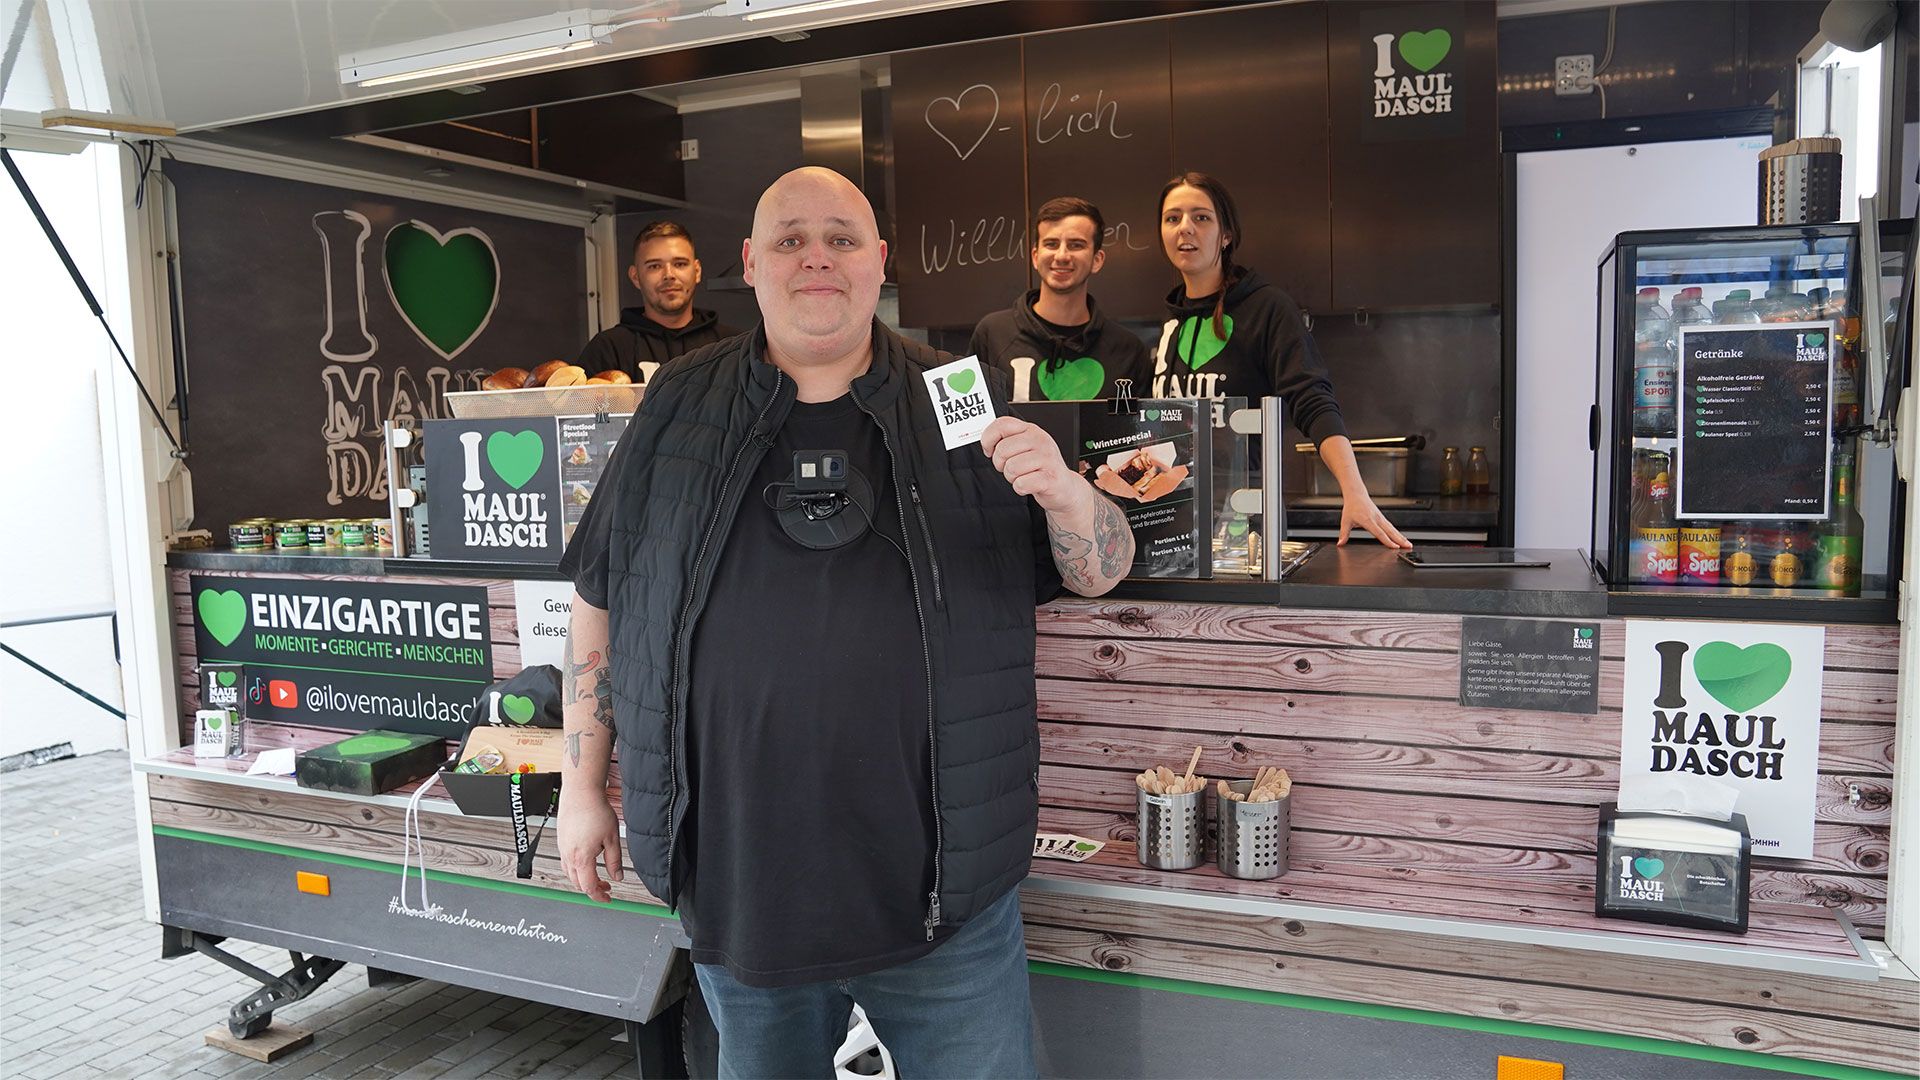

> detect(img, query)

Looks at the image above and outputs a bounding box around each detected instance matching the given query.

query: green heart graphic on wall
[486,430,546,490]
[1693,641,1792,713]
[948,369,977,395]
[216,671,238,687]
[1037,357,1105,401]
[196,590,247,648]
[502,694,537,724]
[332,733,416,758]
[384,220,500,361]
[1633,857,1665,879]
[1398,29,1452,73]
[1176,315,1233,371]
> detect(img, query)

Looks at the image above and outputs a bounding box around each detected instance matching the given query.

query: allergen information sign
[190,574,494,736]
[1675,321,1833,521]
[1618,619,1824,859]
[1457,617,1600,714]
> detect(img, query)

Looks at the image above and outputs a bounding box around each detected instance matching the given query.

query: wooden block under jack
[204,1024,313,1062]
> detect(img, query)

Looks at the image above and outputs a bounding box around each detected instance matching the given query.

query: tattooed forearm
[1093,496,1133,579]
[592,670,615,732]
[1049,521,1097,592]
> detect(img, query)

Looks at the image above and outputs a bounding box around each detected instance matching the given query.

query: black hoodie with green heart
[967,290,1154,402]
[1151,269,1348,446]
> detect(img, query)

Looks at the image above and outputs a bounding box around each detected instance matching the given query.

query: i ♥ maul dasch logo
[1371,27,1454,118]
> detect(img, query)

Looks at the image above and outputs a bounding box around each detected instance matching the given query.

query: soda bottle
[1630,451,1679,584]
[1724,526,1758,586]
[1716,289,1762,324]
[1816,452,1863,595]
[1828,289,1861,429]
[1680,521,1722,585]
[1632,288,1676,436]
[1770,529,1806,587]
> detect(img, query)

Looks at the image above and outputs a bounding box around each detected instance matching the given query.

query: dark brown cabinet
[1326,0,1501,309]
[1170,2,1334,315]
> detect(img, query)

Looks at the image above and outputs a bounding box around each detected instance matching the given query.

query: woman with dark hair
[1154,171,1408,548]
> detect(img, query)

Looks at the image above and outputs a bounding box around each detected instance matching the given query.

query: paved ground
[1,752,641,1079]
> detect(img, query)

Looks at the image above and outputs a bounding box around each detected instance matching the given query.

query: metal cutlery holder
[1136,786,1205,870]
[1215,780,1290,879]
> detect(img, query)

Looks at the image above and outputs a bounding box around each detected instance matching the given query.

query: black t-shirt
[678,394,950,987]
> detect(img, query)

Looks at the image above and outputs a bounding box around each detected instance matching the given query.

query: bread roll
[481,367,529,391]
[527,360,568,387]
[543,365,589,388]
[589,370,632,385]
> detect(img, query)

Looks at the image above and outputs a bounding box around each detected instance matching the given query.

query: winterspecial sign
[191,574,494,736]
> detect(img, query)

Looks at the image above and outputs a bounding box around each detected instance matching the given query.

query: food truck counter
[156,549,1911,1074]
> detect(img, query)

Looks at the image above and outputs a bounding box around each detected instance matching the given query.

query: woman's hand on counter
[1340,490,1412,549]
[1317,436,1412,549]
[558,788,623,903]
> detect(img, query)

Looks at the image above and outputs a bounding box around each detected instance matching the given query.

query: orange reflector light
[1497,1056,1564,1080]
[296,871,331,896]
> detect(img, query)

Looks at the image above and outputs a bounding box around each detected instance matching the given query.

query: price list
[1675,322,1832,521]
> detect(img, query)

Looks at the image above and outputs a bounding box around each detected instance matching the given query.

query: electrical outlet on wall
[680,139,700,161]
[1555,54,1595,97]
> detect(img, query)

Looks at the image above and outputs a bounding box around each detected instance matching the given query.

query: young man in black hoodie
[577,221,739,385]
[968,197,1152,402]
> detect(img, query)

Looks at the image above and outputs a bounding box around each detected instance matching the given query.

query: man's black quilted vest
[597,320,1044,934]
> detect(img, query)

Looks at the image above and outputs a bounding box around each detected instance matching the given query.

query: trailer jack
[163,927,345,1039]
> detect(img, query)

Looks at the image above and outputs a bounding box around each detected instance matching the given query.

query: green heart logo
[502,694,536,724]
[1398,29,1452,73]
[1693,641,1793,713]
[216,671,238,687]
[948,369,977,395]
[1805,332,1826,347]
[486,430,546,490]
[1145,409,1161,421]
[196,590,247,648]
[1073,841,1098,852]
[383,221,499,361]
[1177,315,1233,370]
[332,733,415,758]
[204,715,224,731]
[1035,357,1104,401]
[1633,857,1665,879]
[1577,627,1594,639]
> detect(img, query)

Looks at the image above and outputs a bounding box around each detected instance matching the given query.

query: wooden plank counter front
[1028,598,1911,1073]
[163,561,1916,1073]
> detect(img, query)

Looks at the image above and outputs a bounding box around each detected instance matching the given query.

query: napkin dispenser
[1594,802,1751,934]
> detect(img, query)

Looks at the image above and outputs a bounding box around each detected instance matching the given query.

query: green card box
[295,731,449,796]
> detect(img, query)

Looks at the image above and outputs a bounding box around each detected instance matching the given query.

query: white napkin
[246,747,297,776]
[1617,773,1739,821]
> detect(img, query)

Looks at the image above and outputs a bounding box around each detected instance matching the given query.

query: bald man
[555,168,1132,1077]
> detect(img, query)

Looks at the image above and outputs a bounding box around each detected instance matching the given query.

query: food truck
[6,0,1917,1076]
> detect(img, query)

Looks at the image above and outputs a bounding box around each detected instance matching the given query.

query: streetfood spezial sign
[191,574,494,736]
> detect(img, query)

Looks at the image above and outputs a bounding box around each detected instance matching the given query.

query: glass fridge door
[1612,226,1882,598]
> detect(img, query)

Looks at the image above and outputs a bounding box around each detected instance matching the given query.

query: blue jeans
[693,888,1036,1079]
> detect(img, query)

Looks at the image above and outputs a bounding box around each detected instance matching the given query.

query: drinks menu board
[1675,322,1833,521]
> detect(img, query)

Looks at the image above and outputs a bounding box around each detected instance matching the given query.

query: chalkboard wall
[166,162,587,534]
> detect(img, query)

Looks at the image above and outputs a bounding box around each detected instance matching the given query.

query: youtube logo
[269,679,300,710]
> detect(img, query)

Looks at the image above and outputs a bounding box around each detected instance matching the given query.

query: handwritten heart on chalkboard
[925,83,1000,162]
[384,221,499,361]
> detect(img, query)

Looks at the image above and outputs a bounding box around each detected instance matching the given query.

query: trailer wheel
[682,979,719,1080]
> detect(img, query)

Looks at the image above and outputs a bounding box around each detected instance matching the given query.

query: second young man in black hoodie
[578,221,739,385]
[968,198,1152,402]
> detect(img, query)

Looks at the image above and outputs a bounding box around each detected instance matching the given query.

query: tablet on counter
[1398,548,1552,569]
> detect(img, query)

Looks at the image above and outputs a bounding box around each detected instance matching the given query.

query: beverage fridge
[1591,221,1914,619]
